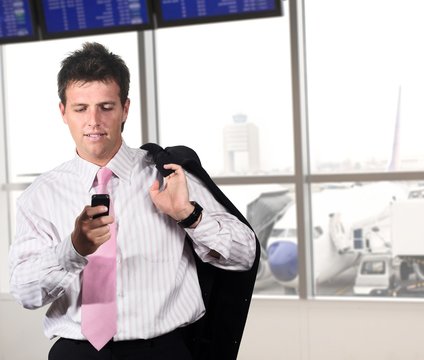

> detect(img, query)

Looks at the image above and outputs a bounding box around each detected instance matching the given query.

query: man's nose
[88,109,101,127]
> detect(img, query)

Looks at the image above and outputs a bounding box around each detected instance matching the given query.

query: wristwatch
[177,201,203,228]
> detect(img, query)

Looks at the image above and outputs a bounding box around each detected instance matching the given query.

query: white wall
[2,294,424,360]
[0,294,51,360]
[239,297,424,360]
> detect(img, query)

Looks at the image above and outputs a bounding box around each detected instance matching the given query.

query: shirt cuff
[186,211,231,260]
[56,235,88,273]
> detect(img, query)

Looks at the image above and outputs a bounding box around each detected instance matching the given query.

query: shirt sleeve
[185,172,257,271]
[8,203,87,310]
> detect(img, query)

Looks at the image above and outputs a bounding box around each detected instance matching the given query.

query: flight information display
[155,0,282,27]
[38,0,153,39]
[0,0,38,44]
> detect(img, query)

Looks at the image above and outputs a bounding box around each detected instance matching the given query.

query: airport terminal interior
[2,1,424,359]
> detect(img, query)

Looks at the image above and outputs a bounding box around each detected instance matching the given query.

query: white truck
[354,198,424,296]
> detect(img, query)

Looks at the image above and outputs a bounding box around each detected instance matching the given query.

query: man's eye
[102,105,114,111]
[75,107,86,112]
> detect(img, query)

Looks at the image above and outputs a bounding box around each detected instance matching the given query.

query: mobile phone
[91,194,110,219]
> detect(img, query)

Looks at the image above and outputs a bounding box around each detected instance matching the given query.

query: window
[361,261,386,275]
[3,0,424,302]
[4,33,142,184]
[220,183,294,297]
[305,0,424,173]
[155,13,295,297]
[0,32,142,292]
[304,0,424,298]
[155,16,293,177]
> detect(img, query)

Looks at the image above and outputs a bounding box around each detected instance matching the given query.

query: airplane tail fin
[386,86,401,172]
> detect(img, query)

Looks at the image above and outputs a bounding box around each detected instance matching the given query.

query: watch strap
[177,201,203,228]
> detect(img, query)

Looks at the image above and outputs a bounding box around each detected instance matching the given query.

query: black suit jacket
[140,143,260,360]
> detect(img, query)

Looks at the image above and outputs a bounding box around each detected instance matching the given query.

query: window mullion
[138,30,160,144]
[0,46,11,293]
[290,0,314,299]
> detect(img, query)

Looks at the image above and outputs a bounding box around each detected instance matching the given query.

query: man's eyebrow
[70,102,88,107]
[69,101,116,107]
[97,101,117,105]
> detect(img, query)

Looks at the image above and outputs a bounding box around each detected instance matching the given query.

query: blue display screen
[0,0,36,43]
[40,0,152,37]
[158,0,281,23]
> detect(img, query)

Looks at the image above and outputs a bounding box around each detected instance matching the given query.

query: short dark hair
[57,42,130,107]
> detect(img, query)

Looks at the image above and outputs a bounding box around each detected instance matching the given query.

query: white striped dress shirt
[9,142,256,342]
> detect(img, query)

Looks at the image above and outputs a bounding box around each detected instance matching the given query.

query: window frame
[0,47,11,292]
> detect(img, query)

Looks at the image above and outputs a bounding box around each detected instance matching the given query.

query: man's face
[60,80,130,166]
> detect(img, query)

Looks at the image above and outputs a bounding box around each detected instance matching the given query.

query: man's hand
[71,205,114,256]
[149,163,195,221]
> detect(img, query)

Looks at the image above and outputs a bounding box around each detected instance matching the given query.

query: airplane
[264,87,407,293]
[266,182,406,291]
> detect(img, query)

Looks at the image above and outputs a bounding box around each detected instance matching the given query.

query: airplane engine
[267,241,298,282]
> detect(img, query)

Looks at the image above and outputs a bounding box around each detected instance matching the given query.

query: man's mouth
[85,133,106,139]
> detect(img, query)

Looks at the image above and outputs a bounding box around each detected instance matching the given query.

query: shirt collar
[106,142,133,183]
[73,141,134,192]
[73,156,99,193]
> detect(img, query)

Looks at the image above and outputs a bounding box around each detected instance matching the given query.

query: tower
[223,114,260,174]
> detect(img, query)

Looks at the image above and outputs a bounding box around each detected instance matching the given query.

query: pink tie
[81,167,117,351]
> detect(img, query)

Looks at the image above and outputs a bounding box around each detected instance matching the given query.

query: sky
[305,0,424,170]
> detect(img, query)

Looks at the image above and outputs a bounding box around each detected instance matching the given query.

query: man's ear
[59,102,67,124]
[120,99,130,132]
[123,98,130,118]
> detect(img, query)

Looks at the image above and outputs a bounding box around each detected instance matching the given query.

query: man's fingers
[78,205,92,221]
[86,224,111,241]
[90,206,109,219]
[163,163,182,174]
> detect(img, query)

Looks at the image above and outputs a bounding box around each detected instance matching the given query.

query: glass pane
[305,0,424,173]
[219,183,297,296]
[1,190,21,292]
[4,32,142,184]
[306,180,424,299]
[8,190,20,245]
[155,15,293,177]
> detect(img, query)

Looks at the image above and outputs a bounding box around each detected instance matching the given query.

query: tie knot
[96,167,113,187]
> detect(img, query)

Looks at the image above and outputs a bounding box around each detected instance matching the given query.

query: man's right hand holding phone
[71,200,114,256]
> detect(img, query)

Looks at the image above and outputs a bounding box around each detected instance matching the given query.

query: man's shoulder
[39,158,79,181]
[120,142,149,162]
[19,159,77,198]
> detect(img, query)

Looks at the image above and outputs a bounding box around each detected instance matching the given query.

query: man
[9,42,256,360]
